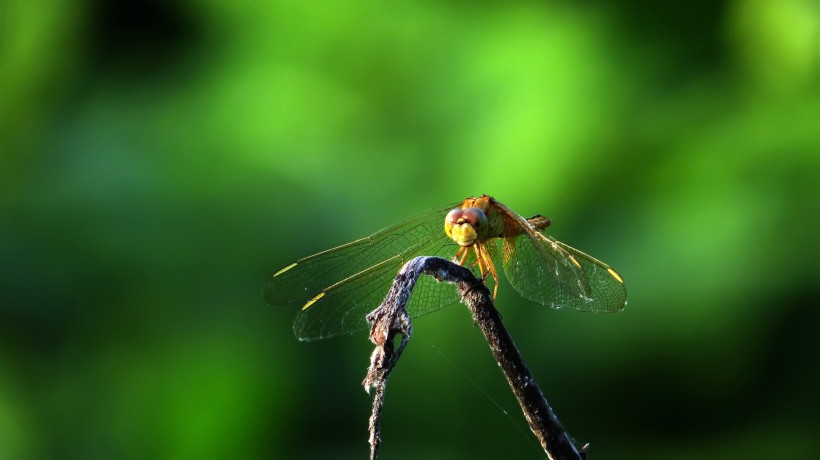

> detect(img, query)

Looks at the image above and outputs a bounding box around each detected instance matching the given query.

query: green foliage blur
[2,1,819,459]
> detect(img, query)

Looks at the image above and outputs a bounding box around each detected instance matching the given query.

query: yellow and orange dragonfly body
[265,195,626,341]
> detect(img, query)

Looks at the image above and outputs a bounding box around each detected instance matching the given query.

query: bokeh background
[2,0,819,459]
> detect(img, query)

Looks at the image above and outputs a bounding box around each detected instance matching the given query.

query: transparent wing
[264,203,464,340]
[553,240,627,312]
[502,231,626,312]
[293,231,463,341]
[493,200,626,312]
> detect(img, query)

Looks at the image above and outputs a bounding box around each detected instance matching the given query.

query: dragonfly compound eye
[444,208,463,238]
[446,208,463,225]
[461,207,487,229]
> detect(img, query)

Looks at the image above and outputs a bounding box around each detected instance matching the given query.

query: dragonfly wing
[502,232,589,309]
[294,231,462,340]
[502,230,626,312]
[264,203,463,340]
[293,254,405,341]
[554,240,626,312]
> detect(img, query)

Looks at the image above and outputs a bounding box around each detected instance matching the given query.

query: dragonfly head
[444,207,488,247]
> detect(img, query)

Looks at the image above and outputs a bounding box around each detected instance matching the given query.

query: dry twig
[363,256,586,460]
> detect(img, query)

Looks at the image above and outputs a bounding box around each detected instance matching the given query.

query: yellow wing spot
[568,254,582,269]
[273,262,297,277]
[607,267,624,284]
[301,292,325,311]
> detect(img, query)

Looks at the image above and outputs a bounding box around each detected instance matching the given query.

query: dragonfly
[264,195,626,341]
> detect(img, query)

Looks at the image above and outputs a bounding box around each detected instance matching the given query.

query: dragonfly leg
[479,244,500,299]
[474,245,487,279]
[468,250,483,269]
[456,246,470,266]
[457,246,492,294]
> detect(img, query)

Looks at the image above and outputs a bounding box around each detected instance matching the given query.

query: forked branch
[363,256,587,460]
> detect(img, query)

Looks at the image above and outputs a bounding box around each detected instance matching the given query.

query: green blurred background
[2,0,819,459]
